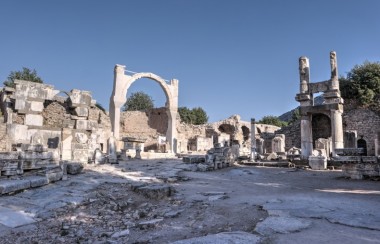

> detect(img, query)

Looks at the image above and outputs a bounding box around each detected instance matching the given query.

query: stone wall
[278,107,380,156]
[120,108,168,151]
[343,108,380,156]
[277,121,301,151]
[0,80,112,162]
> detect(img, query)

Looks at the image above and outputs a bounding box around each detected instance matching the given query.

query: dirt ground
[0,159,379,243]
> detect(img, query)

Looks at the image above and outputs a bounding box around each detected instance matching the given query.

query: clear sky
[1,0,379,122]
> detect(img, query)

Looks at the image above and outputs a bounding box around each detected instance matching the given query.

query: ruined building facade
[0,80,111,162]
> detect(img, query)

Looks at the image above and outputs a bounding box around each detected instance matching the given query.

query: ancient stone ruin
[0,80,111,193]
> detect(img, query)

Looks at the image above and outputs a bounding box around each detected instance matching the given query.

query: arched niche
[109,65,179,153]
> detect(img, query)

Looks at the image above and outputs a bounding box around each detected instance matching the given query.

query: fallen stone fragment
[201,191,226,196]
[208,195,229,201]
[66,162,84,175]
[171,231,261,244]
[133,184,174,200]
[111,229,130,238]
[254,216,312,235]
[164,210,183,218]
[138,218,163,229]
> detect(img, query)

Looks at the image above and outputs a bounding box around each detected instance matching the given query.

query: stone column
[300,115,313,159]
[109,64,126,140]
[331,109,344,155]
[375,132,380,156]
[250,118,256,159]
[330,51,339,90]
[166,108,178,154]
[107,136,117,164]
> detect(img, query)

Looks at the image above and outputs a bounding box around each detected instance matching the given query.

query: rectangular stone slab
[0,206,36,228]
[0,179,30,194]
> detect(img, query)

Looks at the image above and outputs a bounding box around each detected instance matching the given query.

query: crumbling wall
[42,99,70,128]
[120,108,168,151]
[343,108,380,156]
[0,117,8,152]
[276,121,301,151]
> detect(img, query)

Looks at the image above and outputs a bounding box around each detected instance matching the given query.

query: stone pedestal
[308,156,327,170]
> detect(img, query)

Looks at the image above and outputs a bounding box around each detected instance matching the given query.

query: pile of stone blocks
[0,143,59,177]
[333,148,379,179]
[182,144,235,171]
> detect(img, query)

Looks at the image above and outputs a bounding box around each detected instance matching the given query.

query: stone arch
[109,65,179,153]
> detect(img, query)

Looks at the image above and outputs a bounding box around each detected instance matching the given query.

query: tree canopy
[258,115,288,127]
[339,61,380,105]
[123,92,154,111]
[3,67,44,87]
[178,106,208,125]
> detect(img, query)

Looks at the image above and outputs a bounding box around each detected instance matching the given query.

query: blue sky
[1,0,379,122]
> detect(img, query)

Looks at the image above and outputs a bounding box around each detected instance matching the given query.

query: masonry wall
[343,108,380,156]
[278,108,380,156]
[120,108,168,151]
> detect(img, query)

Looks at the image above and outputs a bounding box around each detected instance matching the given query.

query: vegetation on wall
[3,67,44,87]
[259,115,288,127]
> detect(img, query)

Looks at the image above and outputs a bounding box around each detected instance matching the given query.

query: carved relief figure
[330,51,337,80]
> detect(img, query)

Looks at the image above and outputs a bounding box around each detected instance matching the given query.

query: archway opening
[121,78,169,152]
[218,124,235,146]
[357,138,367,156]
[241,126,250,142]
[312,113,331,148]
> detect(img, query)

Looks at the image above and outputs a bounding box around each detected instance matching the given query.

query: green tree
[339,61,380,105]
[178,106,208,125]
[3,67,44,87]
[259,115,288,127]
[192,107,208,125]
[123,92,154,111]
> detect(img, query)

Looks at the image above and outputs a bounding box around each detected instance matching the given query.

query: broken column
[296,57,313,159]
[250,118,256,159]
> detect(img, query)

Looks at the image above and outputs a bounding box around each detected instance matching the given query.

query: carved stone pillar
[331,109,344,155]
[300,115,313,159]
[250,118,256,159]
[110,64,126,140]
[166,108,178,153]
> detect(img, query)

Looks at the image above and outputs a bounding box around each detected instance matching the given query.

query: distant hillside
[279,96,324,122]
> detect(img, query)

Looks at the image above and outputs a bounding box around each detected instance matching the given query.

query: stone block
[0,180,31,194]
[74,107,89,117]
[69,89,92,107]
[308,156,327,170]
[25,114,43,126]
[40,165,63,183]
[132,184,174,200]
[28,176,49,188]
[29,101,44,112]
[72,149,88,162]
[66,162,84,175]
[15,99,26,111]
[7,124,28,142]
[61,150,72,160]
[74,132,88,143]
